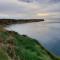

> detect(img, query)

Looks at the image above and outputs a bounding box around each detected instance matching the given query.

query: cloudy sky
[0,0,60,19]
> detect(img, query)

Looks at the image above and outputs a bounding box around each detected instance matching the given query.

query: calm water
[5,20,60,56]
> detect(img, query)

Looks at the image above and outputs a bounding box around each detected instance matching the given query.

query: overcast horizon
[0,0,60,19]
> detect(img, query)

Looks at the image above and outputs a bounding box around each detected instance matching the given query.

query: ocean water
[5,20,60,56]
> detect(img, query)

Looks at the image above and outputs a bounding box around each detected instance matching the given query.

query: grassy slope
[0,29,60,60]
[0,48,10,60]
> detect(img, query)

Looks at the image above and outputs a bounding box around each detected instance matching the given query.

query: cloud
[19,0,33,3]
[0,0,60,19]
[19,0,49,3]
[49,0,60,3]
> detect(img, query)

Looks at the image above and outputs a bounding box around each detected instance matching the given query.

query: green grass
[0,29,60,60]
[0,48,9,60]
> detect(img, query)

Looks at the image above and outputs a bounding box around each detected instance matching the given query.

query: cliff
[0,28,59,60]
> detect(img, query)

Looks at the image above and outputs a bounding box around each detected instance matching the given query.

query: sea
[5,19,60,56]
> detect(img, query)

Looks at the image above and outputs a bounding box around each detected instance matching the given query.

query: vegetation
[0,28,60,60]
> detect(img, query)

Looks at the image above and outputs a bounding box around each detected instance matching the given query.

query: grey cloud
[0,3,30,14]
[43,2,60,13]
[18,0,33,3]
[49,0,60,3]
[19,0,48,3]
[0,4,22,13]
[48,9,60,12]
[0,0,60,19]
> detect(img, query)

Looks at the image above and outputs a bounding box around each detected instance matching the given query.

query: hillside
[0,28,60,60]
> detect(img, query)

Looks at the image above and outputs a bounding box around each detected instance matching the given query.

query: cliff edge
[0,28,59,60]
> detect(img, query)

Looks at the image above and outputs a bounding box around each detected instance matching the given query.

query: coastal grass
[0,28,60,60]
[0,48,9,60]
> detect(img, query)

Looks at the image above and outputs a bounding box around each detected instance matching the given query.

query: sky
[0,0,60,19]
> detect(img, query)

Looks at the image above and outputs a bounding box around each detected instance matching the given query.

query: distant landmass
[0,28,60,60]
[0,19,44,25]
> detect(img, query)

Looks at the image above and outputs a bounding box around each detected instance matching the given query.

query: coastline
[0,19,44,26]
[0,27,60,60]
